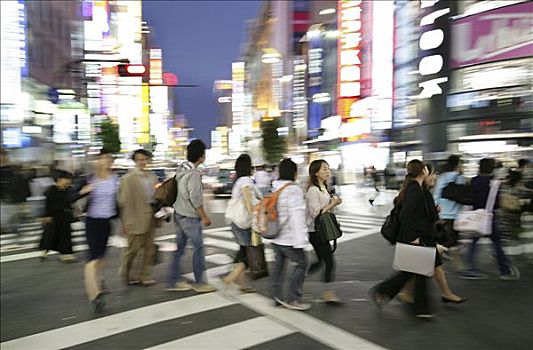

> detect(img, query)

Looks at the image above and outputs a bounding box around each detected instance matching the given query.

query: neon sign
[417,0,450,99]
[338,0,363,119]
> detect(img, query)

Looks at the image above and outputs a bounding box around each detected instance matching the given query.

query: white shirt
[254,170,272,189]
[270,180,309,249]
[231,176,254,199]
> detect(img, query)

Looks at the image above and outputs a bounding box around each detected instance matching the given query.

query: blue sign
[19,0,28,77]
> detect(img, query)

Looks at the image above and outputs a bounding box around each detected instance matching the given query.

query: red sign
[338,0,363,120]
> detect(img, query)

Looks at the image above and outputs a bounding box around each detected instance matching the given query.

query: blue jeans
[167,214,206,286]
[466,218,511,275]
[271,244,308,303]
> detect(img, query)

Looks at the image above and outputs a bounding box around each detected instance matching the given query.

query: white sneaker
[192,283,216,293]
[282,300,311,311]
[166,281,193,292]
[500,266,520,281]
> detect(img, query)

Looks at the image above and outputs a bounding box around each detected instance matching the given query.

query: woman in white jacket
[271,158,310,311]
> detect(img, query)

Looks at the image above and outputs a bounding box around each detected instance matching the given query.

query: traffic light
[117,64,146,77]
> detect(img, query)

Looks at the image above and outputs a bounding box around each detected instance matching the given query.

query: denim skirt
[231,223,251,246]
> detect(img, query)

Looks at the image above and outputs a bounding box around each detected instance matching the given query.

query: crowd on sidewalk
[1,144,531,317]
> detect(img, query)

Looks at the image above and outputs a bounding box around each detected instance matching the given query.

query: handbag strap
[485,180,500,213]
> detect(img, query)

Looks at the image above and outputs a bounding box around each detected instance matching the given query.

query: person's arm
[289,187,309,249]
[241,185,254,214]
[118,177,129,234]
[306,187,322,220]
[188,172,211,226]
[69,177,92,203]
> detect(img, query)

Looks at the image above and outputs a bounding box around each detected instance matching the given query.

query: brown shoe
[140,279,157,287]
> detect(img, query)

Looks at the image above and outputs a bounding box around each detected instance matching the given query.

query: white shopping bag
[393,242,436,277]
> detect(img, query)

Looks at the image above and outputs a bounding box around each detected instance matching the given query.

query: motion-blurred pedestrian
[398,164,466,305]
[433,155,465,249]
[254,164,272,196]
[119,149,158,287]
[460,158,520,280]
[306,159,342,303]
[39,170,77,262]
[74,149,119,312]
[271,158,310,311]
[167,139,216,293]
[370,160,441,319]
[222,154,261,293]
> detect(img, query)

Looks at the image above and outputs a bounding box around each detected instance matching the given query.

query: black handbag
[245,244,269,280]
[381,204,401,244]
[246,232,269,280]
[314,212,343,252]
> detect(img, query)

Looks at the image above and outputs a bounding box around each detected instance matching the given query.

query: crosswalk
[0,214,387,350]
[0,214,386,263]
[0,291,384,350]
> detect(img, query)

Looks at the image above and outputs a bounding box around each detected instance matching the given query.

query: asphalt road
[1,187,532,349]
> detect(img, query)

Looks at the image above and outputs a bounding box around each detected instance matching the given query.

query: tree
[96,118,121,154]
[261,118,287,165]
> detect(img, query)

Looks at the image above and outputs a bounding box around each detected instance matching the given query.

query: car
[212,169,234,197]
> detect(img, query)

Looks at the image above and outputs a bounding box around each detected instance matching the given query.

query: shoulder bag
[454,180,500,236]
[314,211,343,252]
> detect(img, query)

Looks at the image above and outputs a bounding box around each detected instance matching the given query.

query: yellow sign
[137,83,150,144]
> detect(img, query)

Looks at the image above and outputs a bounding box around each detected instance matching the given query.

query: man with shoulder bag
[458,158,520,281]
[166,140,216,293]
[433,156,469,268]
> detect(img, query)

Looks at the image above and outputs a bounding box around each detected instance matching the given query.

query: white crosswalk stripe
[0,215,385,263]
[0,217,387,350]
[0,291,384,350]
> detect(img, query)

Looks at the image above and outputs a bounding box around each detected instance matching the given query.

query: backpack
[154,176,177,207]
[253,183,292,239]
[381,204,401,244]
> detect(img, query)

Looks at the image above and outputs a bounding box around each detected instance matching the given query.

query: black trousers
[375,272,430,315]
[308,231,335,283]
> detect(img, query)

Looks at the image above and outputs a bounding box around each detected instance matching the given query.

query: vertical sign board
[416,0,456,154]
[307,35,323,138]
[19,0,28,77]
[338,0,363,140]
[292,57,307,131]
[137,83,150,145]
[231,62,245,127]
[293,0,311,53]
[149,48,163,86]
[393,0,421,128]
[0,1,22,108]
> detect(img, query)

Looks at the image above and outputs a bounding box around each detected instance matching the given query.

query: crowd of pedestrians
[1,144,530,317]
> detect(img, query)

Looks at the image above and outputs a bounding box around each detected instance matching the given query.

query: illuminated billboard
[149,48,163,85]
[232,62,245,126]
[337,0,363,120]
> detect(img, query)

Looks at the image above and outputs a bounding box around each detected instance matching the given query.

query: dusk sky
[142,0,262,146]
